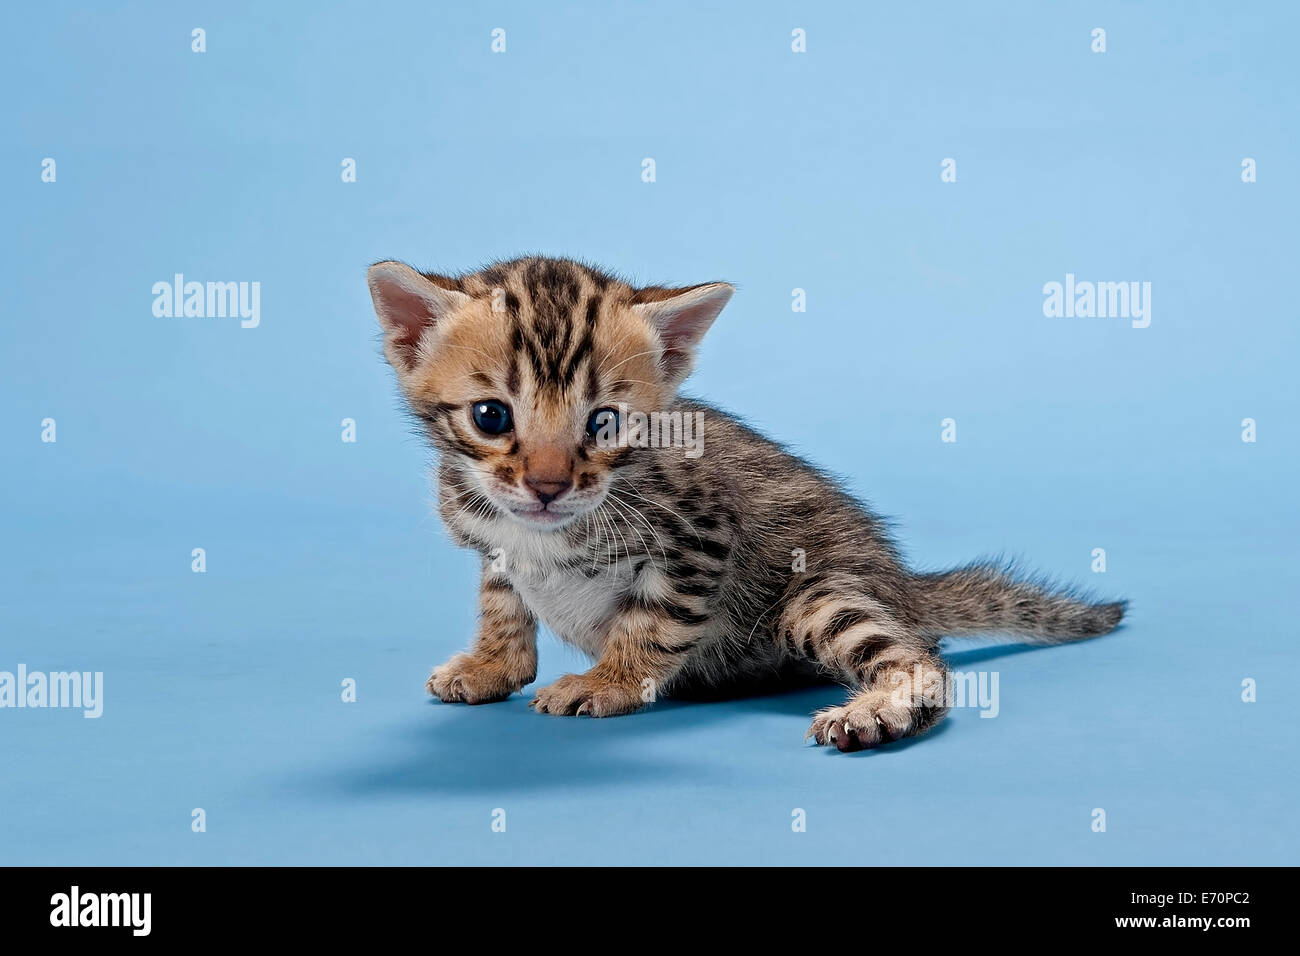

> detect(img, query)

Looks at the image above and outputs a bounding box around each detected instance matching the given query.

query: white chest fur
[478,516,639,658]
[507,561,626,657]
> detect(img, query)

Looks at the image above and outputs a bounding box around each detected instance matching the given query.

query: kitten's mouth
[508,505,576,527]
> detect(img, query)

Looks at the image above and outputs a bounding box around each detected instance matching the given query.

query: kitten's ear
[631,282,734,388]
[367,261,470,373]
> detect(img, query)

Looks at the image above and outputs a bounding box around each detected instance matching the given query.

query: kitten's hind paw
[807,706,888,752]
[806,693,931,752]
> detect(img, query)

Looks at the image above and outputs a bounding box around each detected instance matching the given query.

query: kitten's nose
[523,446,573,505]
[525,477,571,505]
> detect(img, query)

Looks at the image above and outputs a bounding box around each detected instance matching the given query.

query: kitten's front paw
[529,673,644,718]
[426,652,533,705]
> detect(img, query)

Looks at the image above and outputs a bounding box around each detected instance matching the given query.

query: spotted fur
[368,256,1126,750]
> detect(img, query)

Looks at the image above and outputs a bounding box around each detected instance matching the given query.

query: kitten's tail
[909,560,1126,644]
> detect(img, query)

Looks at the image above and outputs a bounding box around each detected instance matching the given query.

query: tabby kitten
[368,256,1124,751]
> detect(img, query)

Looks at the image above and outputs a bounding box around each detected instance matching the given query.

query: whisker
[611,473,703,546]
[605,488,668,568]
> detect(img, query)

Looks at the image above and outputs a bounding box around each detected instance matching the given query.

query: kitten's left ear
[631,282,734,389]
[367,261,471,375]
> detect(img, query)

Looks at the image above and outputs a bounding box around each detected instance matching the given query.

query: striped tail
[910,561,1126,643]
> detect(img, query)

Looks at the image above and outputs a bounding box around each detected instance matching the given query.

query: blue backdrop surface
[1,1,1296,865]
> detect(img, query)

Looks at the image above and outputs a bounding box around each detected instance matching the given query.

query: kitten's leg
[778,580,949,750]
[806,653,950,751]
[427,566,537,704]
[530,595,707,718]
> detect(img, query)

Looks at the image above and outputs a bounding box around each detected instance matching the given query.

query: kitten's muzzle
[520,443,574,509]
[509,502,575,526]
[526,480,570,505]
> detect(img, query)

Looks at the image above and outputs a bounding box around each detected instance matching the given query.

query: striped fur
[368,256,1126,750]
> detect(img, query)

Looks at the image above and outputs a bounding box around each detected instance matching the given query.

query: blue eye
[471,400,513,436]
[587,407,620,440]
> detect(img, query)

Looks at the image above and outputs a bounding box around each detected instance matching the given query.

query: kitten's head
[367,256,732,531]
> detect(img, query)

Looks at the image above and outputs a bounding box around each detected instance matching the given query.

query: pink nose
[525,476,571,505]
[523,446,573,505]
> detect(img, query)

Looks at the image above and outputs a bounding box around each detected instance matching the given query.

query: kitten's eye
[586,407,620,440]
[471,400,513,436]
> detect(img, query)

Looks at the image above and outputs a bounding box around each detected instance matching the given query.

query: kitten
[368,256,1125,751]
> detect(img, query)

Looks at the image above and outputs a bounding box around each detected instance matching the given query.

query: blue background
[2,1,1296,865]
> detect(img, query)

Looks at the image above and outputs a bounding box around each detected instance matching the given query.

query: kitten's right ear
[367,261,470,373]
